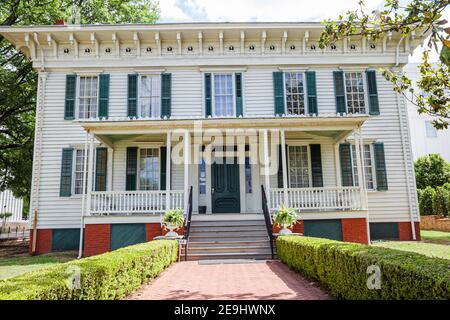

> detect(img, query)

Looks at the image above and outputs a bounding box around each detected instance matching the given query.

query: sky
[158,0,450,63]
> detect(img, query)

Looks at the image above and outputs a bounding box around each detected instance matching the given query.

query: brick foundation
[84,224,110,257]
[145,223,184,241]
[29,229,52,255]
[272,220,304,234]
[420,215,450,232]
[342,218,368,244]
[398,221,421,241]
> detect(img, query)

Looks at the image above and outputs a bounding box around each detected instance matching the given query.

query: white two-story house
[0,22,422,258]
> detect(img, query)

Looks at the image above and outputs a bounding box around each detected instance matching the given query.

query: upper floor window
[288,145,310,188]
[213,73,234,117]
[139,75,161,118]
[344,72,366,114]
[351,144,375,190]
[284,72,306,115]
[425,121,437,138]
[78,76,98,119]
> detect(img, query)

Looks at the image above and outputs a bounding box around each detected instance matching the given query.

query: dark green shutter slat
[95,147,107,191]
[52,229,80,252]
[127,74,138,118]
[235,73,243,117]
[126,147,138,191]
[161,73,172,118]
[110,224,146,251]
[306,71,318,115]
[366,70,380,115]
[59,148,73,197]
[310,144,323,187]
[98,74,110,118]
[160,147,167,190]
[273,72,285,116]
[374,142,388,190]
[205,73,212,117]
[277,145,289,188]
[304,220,342,241]
[370,222,399,240]
[339,143,354,187]
[333,71,346,114]
[64,75,76,120]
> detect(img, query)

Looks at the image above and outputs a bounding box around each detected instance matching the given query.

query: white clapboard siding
[0,190,24,222]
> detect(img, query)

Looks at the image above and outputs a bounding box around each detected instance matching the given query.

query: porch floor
[127,260,333,300]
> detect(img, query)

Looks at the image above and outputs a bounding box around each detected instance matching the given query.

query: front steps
[183,218,274,261]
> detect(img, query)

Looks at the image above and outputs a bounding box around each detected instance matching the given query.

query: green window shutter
[333,71,346,114]
[306,71,318,115]
[127,74,138,118]
[160,146,167,190]
[273,71,285,116]
[304,219,343,241]
[64,75,77,120]
[59,148,73,197]
[366,70,380,115]
[339,143,354,187]
[161,73,172,118]
[95,147,107,191]
[98,74,110,118]
[310,144,323,187]
[373,142,388,190]
[126,147,138,191]
[110,224,146,251]
[204,73,212,117]
[277,145,289,188]
[235,73,243,117]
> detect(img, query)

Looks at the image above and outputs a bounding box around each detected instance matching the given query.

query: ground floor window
[73,149,96,194]
[288,145,310,188]
[351,144,375,190]
[139,148,159,190]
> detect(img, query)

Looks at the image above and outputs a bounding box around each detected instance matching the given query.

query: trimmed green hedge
[277,236,450,300]
[0,240,178,300]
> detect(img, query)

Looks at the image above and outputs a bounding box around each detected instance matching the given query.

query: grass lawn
[420,230,450,245]
[373,241,450,260]
[0,251,76,280]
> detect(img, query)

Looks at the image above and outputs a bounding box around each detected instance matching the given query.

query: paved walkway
[128,260,332,300]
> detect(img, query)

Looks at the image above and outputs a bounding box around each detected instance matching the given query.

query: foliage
[273,205,298,227]
[319,0,450,128]
[419,186,435,215]
[277,236,450,300]
[0,0,160,206]
[0,240,178,300]
[414,154,450,189]
[163,209,185,228]
[433,186,449,216]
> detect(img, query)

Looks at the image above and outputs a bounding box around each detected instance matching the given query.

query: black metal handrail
[183,186,193,260]
[261,185,274,259]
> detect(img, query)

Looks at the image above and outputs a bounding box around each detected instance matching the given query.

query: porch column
[358,129,371,243]
[280,130,289,206]
[85,133,95,218]
[353,130,365,209]
[262,130,271,208]
[184,130,190,211]
[166,131,172,210]
[78,130,89,257]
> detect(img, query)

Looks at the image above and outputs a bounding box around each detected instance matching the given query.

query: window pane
[139,148,160,190]
[140,76,161,118]
[214,74,233,116]
[345,72,366,114]
[199,158,206,194]
[284,72,305,115]
[288,146,309,188]
[245,157,252,193]
[78,76,98,119]
[351,145,374,190]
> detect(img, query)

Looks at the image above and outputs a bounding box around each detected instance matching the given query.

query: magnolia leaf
[440,45,450,66]
[443,38,450,48]
[445,27,450,34]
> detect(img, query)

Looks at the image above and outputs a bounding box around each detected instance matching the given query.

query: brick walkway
[128,260,332,300]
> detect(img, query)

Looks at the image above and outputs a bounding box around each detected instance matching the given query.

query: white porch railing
[270,187,366,212]
[89,190,184,215]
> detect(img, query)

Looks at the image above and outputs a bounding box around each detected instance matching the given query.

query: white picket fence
[0,190,25,222]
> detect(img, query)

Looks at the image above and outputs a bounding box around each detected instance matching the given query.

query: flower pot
[165,224,179,237]
[278,224,292,235]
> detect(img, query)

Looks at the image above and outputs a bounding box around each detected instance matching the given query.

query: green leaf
[440,45,450,66]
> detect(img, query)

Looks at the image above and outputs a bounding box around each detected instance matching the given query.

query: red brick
[272,220,303,234]
[398,221,421,241]
[29,229,52,255]
[341,218,368,244]
[146,223,163,241]
[84,224,110,256]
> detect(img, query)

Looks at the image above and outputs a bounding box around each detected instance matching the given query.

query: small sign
[178,239,187,245]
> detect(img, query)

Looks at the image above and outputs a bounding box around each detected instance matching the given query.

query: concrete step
[185,246,272,254]
[188,240,271,248]
[189,235,270,242]
[189,220,266,227]
[188,230,267,237]
[190,226,268,233]
[185,252,274,261]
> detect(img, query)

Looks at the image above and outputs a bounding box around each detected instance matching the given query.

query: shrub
[277,236,450,300]
[432,186,448,216]
[414,154,450,189]
[419,186,435,216]
[0,240,178,300]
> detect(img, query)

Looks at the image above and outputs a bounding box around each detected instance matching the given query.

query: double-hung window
[344,72,366,114]
[139,75,161,118]
[284,72,306,115]
[288,145,310,188]
[139,148,160,190]
[73,149,96,195]
[213,73,234,117]
[78,76,98,119]
[351,144,375,190]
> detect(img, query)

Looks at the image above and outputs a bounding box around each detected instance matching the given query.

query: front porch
[78,116,370,218]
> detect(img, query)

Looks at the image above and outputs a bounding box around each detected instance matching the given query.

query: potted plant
[273,205,298,235]
[162,209,185,237]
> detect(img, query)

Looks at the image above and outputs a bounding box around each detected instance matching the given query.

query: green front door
[212,158,240,213]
